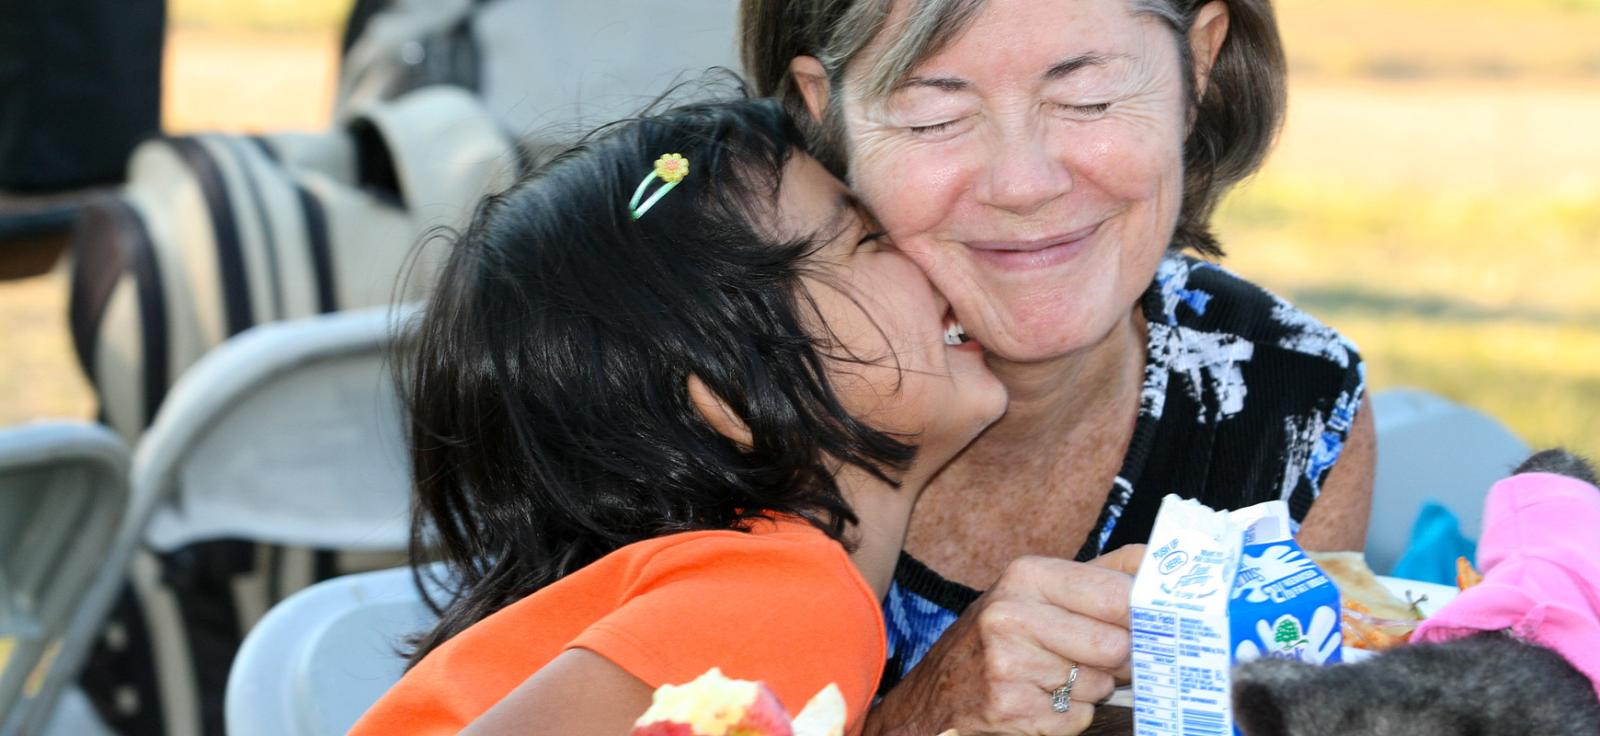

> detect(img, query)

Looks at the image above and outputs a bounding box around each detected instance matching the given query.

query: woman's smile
[963,219,1105,272]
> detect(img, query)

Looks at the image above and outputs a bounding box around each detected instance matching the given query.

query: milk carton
[1131,495,1341,735]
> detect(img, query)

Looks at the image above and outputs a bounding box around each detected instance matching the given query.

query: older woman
[741,0,1374,733]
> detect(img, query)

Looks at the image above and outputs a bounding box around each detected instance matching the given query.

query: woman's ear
[1188,1,1231,100]
[789,55,832,124]
[687,374,754,448]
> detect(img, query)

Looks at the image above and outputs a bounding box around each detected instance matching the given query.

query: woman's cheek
[853,140,971,236]
[1066,123,1178,212]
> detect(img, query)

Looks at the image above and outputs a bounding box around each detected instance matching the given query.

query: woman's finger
[989,597,1131,673]
[1090,543,1146,576]
[975,624,1121,708]
[978,693,1098,736]
[1048,663,1119,710]
[991,555,1136,630]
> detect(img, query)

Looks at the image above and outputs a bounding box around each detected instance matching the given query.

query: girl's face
[775,153,1008,465]
[836,0,1198,365]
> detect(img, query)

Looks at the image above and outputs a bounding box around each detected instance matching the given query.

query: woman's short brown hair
[739,0,1286,256]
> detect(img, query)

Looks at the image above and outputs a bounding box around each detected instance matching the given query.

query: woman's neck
[843,307,1148,592]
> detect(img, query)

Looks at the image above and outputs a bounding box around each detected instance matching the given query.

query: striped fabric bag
[68,85,520,441]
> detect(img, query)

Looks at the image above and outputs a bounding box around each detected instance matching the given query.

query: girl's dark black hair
[402,97,914,666]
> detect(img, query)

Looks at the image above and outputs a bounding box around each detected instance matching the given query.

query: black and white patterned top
[880,252,1367,692]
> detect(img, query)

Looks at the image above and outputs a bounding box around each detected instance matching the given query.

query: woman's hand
[865,545,1145,736]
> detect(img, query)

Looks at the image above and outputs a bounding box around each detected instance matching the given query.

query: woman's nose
[976,127,1073,215]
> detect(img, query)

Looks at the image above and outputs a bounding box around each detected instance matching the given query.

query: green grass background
[1218,175,1600,458]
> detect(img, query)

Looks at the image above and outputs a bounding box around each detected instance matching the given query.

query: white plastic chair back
[132,305,418,553]
[338,0,743,142]
[225,564,445,736]
[1365,388,1531,573]
[0,422,129,736]
[471,0,742,139]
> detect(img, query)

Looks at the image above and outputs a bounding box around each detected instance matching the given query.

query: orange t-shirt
[350,517,886,734]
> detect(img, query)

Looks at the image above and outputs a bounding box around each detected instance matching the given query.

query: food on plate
[1337,599,1418,651]
[1306,551,1425,650]
[628,668,846,736]
[1456,555,1484,590]
[1308,551,1421,621]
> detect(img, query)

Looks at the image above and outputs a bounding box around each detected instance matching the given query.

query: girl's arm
[462,649,654,735]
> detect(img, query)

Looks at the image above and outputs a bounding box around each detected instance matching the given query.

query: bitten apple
[628,668,849,736]
[629,668,792,736]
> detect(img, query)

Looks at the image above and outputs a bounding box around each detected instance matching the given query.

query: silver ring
[1050,664,1079,714]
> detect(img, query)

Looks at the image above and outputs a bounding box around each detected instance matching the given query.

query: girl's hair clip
[629,153,690,219]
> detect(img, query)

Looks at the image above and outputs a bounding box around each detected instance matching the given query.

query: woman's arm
[863,545,1143,736]
[462,649,653,736]
[1296,393,1377,552]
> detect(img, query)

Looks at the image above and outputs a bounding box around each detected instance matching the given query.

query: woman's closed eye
[1053,102,1112,121]
[907,102,1112,135]
[905,115,974,138]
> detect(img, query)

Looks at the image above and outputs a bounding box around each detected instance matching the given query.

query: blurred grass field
[1221,2,1600,459]
[1219,168,1600,458]
[2,0,1597,462]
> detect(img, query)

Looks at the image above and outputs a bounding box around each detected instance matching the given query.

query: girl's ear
[687,374,754,448]
[789,55,832,124]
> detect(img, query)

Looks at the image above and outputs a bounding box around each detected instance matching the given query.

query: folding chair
[1365,388,1531,573]
[224,564,444,736]
[131,303,418,553]
[94,304,419,735]
[0,422,129,736]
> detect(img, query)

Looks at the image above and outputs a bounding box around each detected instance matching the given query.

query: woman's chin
[971,298,1136,368]
[972,328,1085,367]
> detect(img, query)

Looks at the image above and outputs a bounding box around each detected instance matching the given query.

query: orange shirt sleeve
[569,526,886,732]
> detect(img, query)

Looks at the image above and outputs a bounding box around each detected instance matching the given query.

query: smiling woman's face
[832,0,1198,365]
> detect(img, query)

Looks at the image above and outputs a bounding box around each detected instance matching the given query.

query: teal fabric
[1391,501,1477,583]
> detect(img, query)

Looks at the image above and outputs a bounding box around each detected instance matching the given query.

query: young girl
[350,98,1005,735]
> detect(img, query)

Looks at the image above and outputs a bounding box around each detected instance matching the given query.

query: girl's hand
[865,545,1144,735]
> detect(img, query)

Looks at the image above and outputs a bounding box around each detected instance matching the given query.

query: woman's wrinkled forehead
[839,0,1182,99]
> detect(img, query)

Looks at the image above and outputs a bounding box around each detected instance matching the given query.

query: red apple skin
[728,686,794,736]
[630,722,696,736]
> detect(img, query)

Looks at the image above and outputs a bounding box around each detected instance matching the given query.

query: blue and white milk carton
[1130,495,1341,735]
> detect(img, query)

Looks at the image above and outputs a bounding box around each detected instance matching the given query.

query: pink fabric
[1412,472,1600,700]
